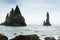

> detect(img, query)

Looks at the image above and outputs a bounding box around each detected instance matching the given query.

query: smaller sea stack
[43,12,51,26]
[1,5,27,26]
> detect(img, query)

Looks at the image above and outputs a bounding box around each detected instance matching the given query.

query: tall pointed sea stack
[1,5,27,26]
[43,12,51,26]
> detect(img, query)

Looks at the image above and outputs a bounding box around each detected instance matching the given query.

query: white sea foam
[0,25,60,40]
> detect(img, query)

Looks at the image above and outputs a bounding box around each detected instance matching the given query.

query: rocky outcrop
[58,36,60,40]
[10,34,40,40]
[44,37,56,40]
[1,5,27,26]
[0,33,8,40]
[43,12,51,26]
[58,39,60,40]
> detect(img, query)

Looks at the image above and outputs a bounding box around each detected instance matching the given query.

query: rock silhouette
[43,12,51,26]
[44,37,56,40]
[10,34,40,40]
[0,33,8,40]
[1,5,27,26]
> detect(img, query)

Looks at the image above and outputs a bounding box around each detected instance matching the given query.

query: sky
[0,0,60,25]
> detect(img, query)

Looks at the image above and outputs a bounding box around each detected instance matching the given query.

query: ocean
[0,24,60,40]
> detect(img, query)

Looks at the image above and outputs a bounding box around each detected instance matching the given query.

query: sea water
[0,24,60,40]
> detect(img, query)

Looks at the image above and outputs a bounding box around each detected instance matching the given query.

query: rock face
[44,37,56,40]
[43,12,51,26]
[10,34,40,40]
[58,39,60,40]
[1,5,27,26]
[0,33,8,40]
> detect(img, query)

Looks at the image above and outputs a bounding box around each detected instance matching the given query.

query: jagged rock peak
[6,13,9,19]
[10,8,14,13]
[46,12,49,19]
[15,5,21,15]
[0,5,27,26]
[43,12,51,26]
[10,8,14,16]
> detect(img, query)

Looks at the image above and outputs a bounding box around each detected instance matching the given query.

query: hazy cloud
[0,0,18,4]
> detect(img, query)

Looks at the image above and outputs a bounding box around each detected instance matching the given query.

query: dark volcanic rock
[44,37,56,40]
[10,34,40,40]
[43,12,51,26]
[0,33,8,40]
[58,39,60,40]
[1,5,27,26]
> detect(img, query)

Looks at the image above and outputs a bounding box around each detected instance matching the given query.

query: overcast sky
[0,0,60,25]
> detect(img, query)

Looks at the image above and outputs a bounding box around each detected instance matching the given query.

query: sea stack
[1,5,27,26]
[43,12,51,26]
